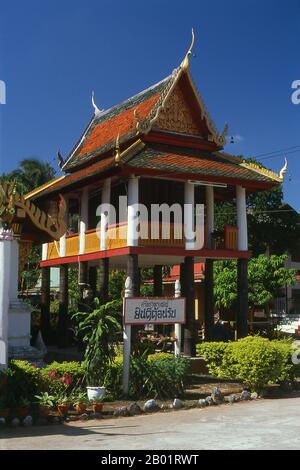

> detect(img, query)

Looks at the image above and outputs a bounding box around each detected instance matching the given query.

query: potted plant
[72,299,121,401]
[34,392,55,417]
[91,399,103,413]
[56,394,70,417]
[17,397,31,418]
[73,391,88,414]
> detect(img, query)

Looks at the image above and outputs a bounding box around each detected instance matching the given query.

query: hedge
[196,336,298,392]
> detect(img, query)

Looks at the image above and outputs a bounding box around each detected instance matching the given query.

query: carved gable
[155,85,202,136]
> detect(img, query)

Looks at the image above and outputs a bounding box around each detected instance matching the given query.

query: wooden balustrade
[45,223,239,261]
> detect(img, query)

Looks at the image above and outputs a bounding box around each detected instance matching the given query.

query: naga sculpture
[0,182,67,240]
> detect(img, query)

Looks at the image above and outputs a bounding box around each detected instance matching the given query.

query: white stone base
[8,300,31,347]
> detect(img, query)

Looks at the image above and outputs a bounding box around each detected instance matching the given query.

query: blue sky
[0,0,299,210]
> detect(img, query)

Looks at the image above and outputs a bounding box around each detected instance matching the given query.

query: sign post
[122,277,132,396]
[0,228,13,370]
[174,279,182,357]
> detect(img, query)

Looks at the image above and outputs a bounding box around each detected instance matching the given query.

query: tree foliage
[1,158,56,194]
[214,254,296,309]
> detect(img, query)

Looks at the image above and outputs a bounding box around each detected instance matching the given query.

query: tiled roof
[30,156,114,199]
[63,75,175,171]
[125,144,280,184]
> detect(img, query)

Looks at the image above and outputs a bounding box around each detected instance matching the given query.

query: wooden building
[27,35,285,354]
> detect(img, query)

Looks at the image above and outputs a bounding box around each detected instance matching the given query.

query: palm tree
[2,158,56,194]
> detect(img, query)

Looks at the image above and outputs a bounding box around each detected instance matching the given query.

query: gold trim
[24,176,66,200]
[181,28,195,71]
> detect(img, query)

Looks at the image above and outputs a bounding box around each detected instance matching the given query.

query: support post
[122,276,132,396]
[183,256,195,356]
[237,258,249,338]
[174,279,182,356]
[0,229,13,369]
[184,181,195,250]
[100,178,111,251]
[79,188,89,255]
[57,264,69,348]
[127,254,139,296]
[205,186,214,248]
[98,258,109,302]
[78,260,88,304]
[127,176,139,247]
[153,265,163,297]
[59,197,69,257]
[204,259,214,340]
[40,266,50,343]
[236,185,248,251]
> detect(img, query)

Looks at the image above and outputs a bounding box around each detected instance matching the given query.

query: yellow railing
[224,225,238,250]
[45,223,239,261]
[138,222,185,248]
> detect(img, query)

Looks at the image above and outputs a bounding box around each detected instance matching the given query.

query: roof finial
[181,28,195,71]
[114,133,120,165]
[92,91,102,116]
[279,157,288,181]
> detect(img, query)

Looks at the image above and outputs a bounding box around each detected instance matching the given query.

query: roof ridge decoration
[137,29,228,147]
[92,91,104,116]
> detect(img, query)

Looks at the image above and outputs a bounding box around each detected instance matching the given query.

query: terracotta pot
[40,405,51,417]
[17,407,30,418]
[92,403,103,413]
[75,403,87,414]
[0,408,10,418]
[57,404,70,417]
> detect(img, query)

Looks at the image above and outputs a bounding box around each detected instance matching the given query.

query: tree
[1,158,56,194]
[214,254,296,310]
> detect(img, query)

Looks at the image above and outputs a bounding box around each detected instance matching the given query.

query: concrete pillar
[57,264,69,347]
[127,176,139,247]
[0,230,13,369]
[184,181,195,250]
[42,243,48,261]
[79,188,89,255]
[78,260,89,303]
[100,178,111,251]
[40,266,50,343]
[153,265,163,297]
[237,259,249,338]
[204,259,214,340]
[60,197,69,257]
[205,186,214,248]
[236,186,248,251]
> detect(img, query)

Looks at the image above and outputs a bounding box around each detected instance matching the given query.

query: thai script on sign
[124,297,185,325]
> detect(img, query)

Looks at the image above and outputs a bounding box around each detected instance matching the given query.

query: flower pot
[17,407,30,418]
[92,403,103,413]
[57,404,70,417]
[75,403,87,414]
[0,408,10,418]
[40,405,51,417]
[86,386,106,401]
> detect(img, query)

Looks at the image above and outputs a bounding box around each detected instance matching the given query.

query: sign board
[123,297,186,325]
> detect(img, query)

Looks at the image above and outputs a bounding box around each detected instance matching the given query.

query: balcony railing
[46,223,238,260]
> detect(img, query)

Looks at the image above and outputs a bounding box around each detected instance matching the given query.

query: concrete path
[1,397,300,450]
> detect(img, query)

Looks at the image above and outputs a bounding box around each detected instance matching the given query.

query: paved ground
[1,397,300,450]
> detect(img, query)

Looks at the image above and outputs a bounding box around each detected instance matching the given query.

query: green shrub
[4,360,42,406]
[40,361,86,395]
[196,336,297,392]
[196,342,227,376]
[105,353,191,400]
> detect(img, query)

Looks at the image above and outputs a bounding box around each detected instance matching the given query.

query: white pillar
[8,237,31,348]
[0,230,13,369]
[174,279,182,357]
[184,181,195,250]
[205,186,214,249]
[79,188,89,255]
[42,243,48,261]
[236,185,248,250]
[123,276,132,395]
[127,176,139,247]
[100,178,111,251]
[60,197,69,257]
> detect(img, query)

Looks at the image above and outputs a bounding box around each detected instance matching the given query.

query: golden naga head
[0,182,17,224]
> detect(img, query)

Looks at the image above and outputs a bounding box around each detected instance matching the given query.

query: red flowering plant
[46,369,74,403]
